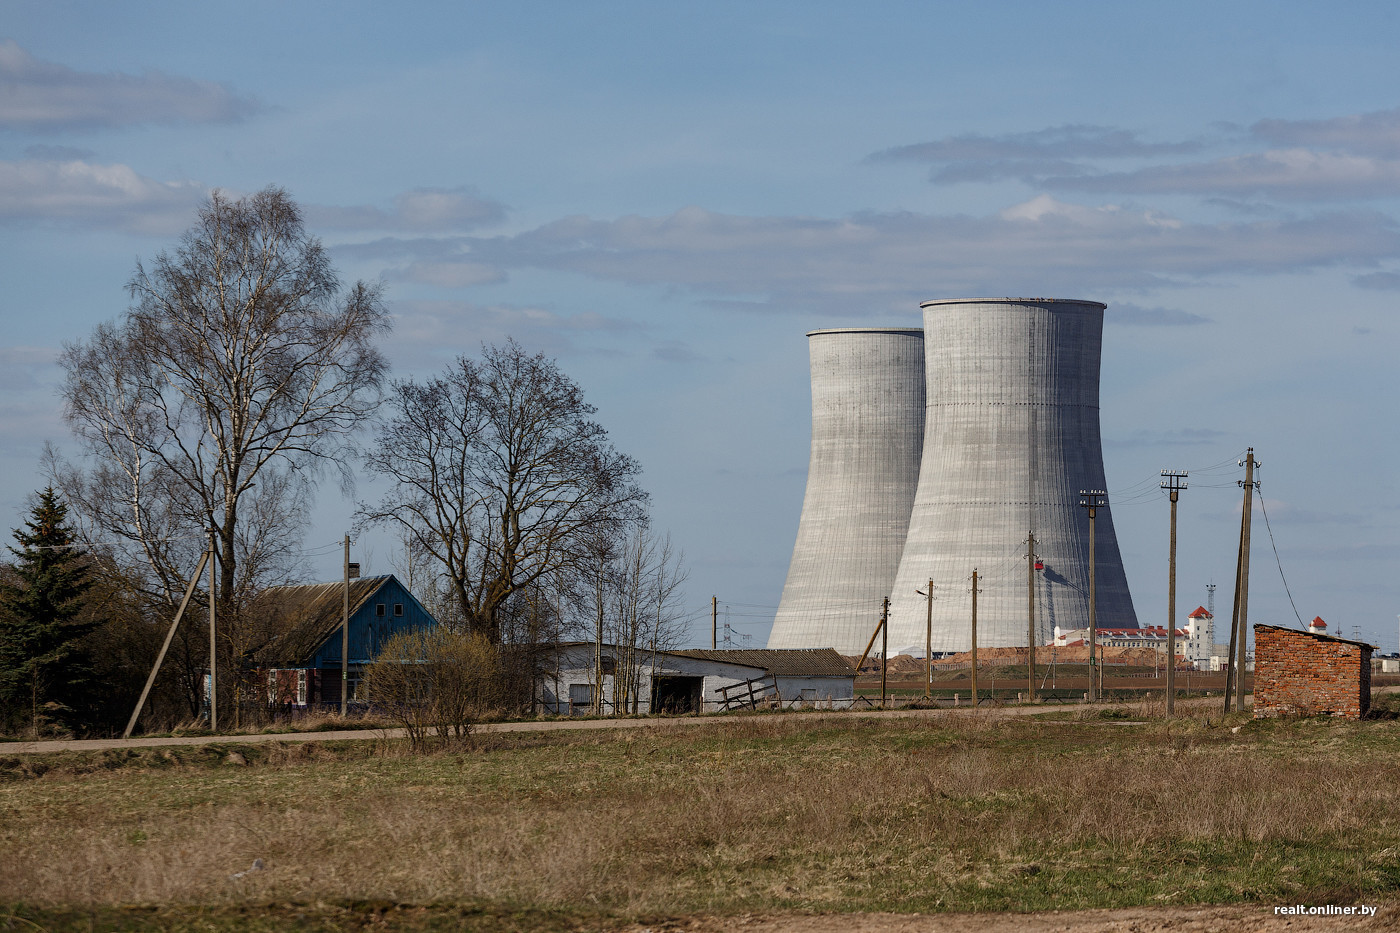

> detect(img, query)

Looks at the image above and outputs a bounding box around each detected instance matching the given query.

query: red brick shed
[1253,623,1373,719]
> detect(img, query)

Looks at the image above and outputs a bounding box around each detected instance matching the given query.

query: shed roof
[668,648,855,678]
[255,575,396,666]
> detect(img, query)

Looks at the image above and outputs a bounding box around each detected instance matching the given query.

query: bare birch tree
[55,187,389,683]
[357,339,648,644]
[580,527,689,714]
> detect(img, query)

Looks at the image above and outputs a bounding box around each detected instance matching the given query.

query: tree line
[0,187,686,737]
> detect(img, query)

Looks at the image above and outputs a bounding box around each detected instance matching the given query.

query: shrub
[362,629,505,750]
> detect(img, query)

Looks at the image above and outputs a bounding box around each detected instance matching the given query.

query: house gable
[306,576,437,667]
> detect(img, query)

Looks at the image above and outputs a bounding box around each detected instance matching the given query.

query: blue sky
[2,2,1398,649]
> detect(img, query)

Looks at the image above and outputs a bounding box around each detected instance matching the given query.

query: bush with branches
[363,628,504,750]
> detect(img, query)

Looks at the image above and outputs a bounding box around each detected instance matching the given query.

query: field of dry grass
[4,703,1400,931]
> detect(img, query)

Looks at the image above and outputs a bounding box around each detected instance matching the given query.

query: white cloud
[306,187,506,234]
[1108,303,1211,326]
[0,158,207,234]
[1354,271,1400,290]
[1252,107,1400,158]
[870,124,1199,162]
[873,110,1400,201]
[869,125,1203,185]
[436,198,1400,308]
[1047,149,1400,200]
[0,39,260,132]
[394,260,506,288]
[386,300,638,364]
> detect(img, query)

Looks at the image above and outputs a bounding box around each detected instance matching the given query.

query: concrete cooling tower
[886,298,1138,652]
[768,327,925,654]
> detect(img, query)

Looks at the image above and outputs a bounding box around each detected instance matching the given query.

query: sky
[1,2,1398,651]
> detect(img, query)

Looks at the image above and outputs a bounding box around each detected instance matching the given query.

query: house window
[267,670,278,703]
[376,603,386,617]
[600,655,616,675]
[394,603,404,617]
[296,669,307,706]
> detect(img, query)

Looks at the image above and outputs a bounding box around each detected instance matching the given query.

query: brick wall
[1254,623,1372,719]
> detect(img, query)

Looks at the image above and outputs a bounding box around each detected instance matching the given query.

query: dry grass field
[4,702,1400,931]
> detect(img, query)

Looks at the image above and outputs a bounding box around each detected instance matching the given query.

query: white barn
[537,644,855,715]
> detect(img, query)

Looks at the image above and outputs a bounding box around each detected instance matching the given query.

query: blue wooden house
[256,574,438,707]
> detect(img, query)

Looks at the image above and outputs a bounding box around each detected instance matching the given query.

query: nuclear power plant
[769,298,1139,655]
[768,328,925,652]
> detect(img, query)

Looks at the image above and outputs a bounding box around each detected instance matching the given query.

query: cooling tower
[886,298,1138,653]
[768,327,925,654]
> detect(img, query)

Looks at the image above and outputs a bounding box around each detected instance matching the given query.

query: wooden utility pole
[853,604,887,674]
[921,580,934,698]
[342,533,350,716]
[970,569,979,706]
[711,596,717,650]
[1223,531,1244,712]
[1027,532,1037,703]
[208,530,218,731]
[881,597,889,709]
[1234,450,1256,713]
[1079,490,1106,701]
[1161,471,1188,717]
[125,550,211,738]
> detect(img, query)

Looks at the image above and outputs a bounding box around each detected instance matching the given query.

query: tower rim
[919,297,1107,311]
[806,327,925,337]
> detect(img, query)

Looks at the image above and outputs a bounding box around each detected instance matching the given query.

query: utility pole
[1027,532,1037,703]
[711,596,717,650]
[208,530,217,732]
[1223,528,1244,712]
[342,533,350,716]
[1079,490,1106,701]
[917,580,934,698]
[1234,450,1257,713]
[970,569,979,706]
[881,596,889,709]
[1161,470,1188,717]
[125,550,211,739]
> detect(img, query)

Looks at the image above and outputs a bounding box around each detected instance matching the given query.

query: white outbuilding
[537,644,855,716]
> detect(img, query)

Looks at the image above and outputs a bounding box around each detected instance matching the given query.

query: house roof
[1188,606,1211,618]
[1310,616,1327,628]
[668,648,855,678]
[255,575,397,666]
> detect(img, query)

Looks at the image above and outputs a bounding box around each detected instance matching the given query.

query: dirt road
[618,904,1395,932]
[1,699,1165,755]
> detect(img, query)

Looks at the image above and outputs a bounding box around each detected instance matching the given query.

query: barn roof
[254,575,397,666]
[668,648,855,678]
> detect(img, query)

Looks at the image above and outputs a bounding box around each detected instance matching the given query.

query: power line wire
[1255,486,1306,629]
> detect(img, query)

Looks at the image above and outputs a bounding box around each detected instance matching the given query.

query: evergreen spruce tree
[0,488,96,736]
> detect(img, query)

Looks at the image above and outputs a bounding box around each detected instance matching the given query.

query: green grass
[4,709,1400,930]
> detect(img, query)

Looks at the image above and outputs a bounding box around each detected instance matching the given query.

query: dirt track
[1,700,1161,755]
[621,904,1396,932]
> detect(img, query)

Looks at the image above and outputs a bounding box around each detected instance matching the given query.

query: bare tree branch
[357,339,648,643]
[52,187,390,713]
